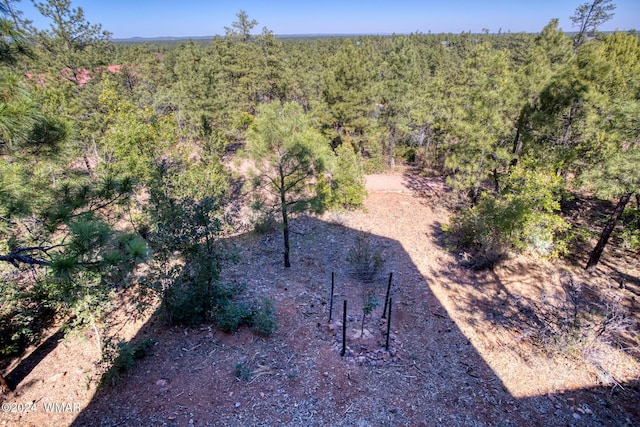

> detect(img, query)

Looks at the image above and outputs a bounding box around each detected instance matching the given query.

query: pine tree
[445,43,519,203]
[29,0,113,85]
[0,2,147,389]
[244,102,333,267]
[579,32,640,268]
[571,0,616,51]
[318,39,379,168]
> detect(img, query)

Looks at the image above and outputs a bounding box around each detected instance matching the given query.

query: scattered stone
[234,402,241,408]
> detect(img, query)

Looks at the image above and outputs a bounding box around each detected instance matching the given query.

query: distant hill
[112,33,395,44]
[113,35,215,44]
[112,30,634,44]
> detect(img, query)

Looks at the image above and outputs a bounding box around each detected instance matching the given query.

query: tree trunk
[416,126,425,148]
[561,103,579,148]
[492,168,500,193]
[0,372,11,394]
[282,208,291,268]
[471,150,485,206]
[510,123,522,168]
[388,126,396,169]
[586,192,632,270]
[424,123,432,163]
[279,170,291,268]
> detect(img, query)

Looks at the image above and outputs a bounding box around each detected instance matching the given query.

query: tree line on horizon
[0,0,638,389]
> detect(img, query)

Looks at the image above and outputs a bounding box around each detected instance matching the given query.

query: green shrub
[0,280,58,357]
[446,166,569,269]
[252,212,278,234]
[163,277,214,326]
[250,299,278,337]
[216,301,252,333]
[99,338,154,387]
[621,208,640,251]
[328,144,366,210]
[234,362,252,381]
[347,233,385,282]
[394,144,417,163]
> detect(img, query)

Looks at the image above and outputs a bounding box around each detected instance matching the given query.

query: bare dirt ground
[2,167,639,426]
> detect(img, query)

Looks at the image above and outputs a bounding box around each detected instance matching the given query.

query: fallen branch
[247,365,274,384]
[0,245,62,268]
[412,361,428,378]
[0,252,50,267]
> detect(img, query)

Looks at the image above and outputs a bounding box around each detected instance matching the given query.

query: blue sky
[17,0,640,39]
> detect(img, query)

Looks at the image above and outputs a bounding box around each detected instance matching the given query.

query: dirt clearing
[2,167,638,426]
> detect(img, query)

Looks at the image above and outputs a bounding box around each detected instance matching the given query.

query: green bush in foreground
[250,299,278,337]
[98,338,155,387]
[446,166,569,269]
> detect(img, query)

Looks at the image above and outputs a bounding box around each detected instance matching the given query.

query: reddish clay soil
[1,167,639,427]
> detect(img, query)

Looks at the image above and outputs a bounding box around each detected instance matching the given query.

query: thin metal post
[382,272,393,319]
[341,300,347,357]
[385,298,393,351]
[328,272,335,323]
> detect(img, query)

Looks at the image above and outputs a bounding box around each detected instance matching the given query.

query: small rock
[155,379,168,386]
[573,413,581,420]
[235,402,241,408]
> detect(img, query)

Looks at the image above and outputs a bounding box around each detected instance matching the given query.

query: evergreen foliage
[446,165,569,268]
[244,102,334,267]
[329,144,366,209]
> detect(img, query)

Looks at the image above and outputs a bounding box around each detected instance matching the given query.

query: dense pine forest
[1,0,639,424]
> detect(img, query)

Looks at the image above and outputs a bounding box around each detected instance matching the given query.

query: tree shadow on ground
[68,216,525,426]
[561,194,640,291]
[427,219,640,425]
[4,212,638,426]
[3,328,66,392]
